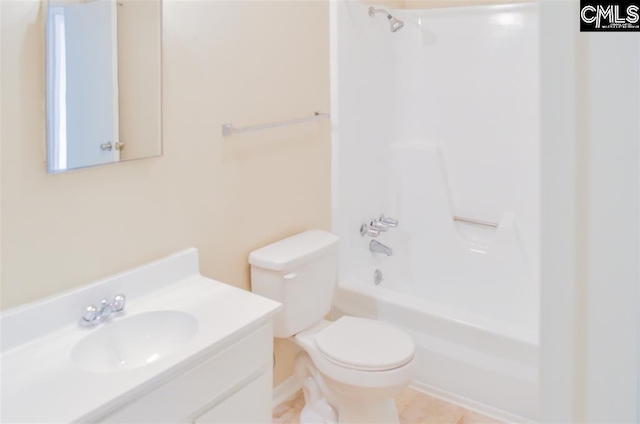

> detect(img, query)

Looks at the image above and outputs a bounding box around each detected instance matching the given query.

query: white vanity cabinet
[99,324,274,424]
[194,373,271,423]
[0,249,282,424]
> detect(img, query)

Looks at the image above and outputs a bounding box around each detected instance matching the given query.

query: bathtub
[332,143,539,421]
[333,278,539,422]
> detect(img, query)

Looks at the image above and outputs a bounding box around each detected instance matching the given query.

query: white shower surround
[331,1,539,420]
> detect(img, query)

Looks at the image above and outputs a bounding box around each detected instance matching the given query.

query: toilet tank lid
[249,230,339,271]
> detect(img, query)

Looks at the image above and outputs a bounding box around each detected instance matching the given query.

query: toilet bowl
[293,317,415,423]
[249,230,415,423]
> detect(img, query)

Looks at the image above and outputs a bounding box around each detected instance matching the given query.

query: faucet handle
[82,305,98,323]
[360,223,380,238]
[112,294,126,312]
[99,298,113,319]
[370,219,389,232]
[379,214,399,227]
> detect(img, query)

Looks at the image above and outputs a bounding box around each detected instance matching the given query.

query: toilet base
[298,375,338,424]
[294,352,404,424]
[300,404,337,424]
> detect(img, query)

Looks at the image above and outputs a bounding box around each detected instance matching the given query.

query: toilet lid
[315,317,415,371]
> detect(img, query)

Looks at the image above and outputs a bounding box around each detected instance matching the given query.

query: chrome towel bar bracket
[453,216,499,228]
[222,112,330,137]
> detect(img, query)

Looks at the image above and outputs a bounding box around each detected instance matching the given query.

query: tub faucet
[370,240,393,256]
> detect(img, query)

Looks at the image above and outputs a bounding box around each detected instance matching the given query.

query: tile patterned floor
[273,388,502,424]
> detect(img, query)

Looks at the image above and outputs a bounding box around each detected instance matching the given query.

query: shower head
[368,7,404,32]
[389,16,404,32]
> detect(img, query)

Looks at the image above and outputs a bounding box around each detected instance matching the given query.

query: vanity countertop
[0,249,281,423]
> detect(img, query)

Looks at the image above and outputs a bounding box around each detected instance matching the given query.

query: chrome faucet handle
[81,305,98,323]
[370,219,389,232]
[379,214,399,227]
[360,223,380,238]
[112,294,126,312]
[98,299,112,319]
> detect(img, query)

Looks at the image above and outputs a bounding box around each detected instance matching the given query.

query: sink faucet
[80,294,126,327]
[370,240,393,256]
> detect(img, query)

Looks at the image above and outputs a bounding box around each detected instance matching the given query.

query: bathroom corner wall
[0,0,330,387]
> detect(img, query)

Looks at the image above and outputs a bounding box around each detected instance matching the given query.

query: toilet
[249,230,415,424]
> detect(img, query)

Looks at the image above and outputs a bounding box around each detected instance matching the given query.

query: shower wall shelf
[453,216,499,228]
[222,112,330,137]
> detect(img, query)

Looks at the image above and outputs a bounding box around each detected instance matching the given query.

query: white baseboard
[273,376,302,407]
[410,381,534,424]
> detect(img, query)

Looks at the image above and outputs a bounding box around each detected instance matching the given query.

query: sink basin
[71,311,198,373]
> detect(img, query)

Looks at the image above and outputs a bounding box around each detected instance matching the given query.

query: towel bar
[222,112,329,137]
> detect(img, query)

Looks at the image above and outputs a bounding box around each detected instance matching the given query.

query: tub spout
[370,240,393,256]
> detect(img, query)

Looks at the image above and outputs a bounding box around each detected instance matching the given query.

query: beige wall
[117,0,162,161]
[1,0,330,386]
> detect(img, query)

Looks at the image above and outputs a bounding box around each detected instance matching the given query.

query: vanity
[0,249,281,423]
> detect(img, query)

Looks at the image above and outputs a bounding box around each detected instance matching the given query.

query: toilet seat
[314,317,414,371]
[293,319,415,389]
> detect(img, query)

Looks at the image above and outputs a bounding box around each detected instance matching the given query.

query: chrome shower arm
[368,7,393,19]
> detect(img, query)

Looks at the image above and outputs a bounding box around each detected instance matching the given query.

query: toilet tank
[249,230,340,338]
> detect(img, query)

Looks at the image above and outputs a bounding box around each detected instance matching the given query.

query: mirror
[45,0,162,173]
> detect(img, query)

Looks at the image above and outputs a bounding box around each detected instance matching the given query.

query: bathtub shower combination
[331,2,539,421]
